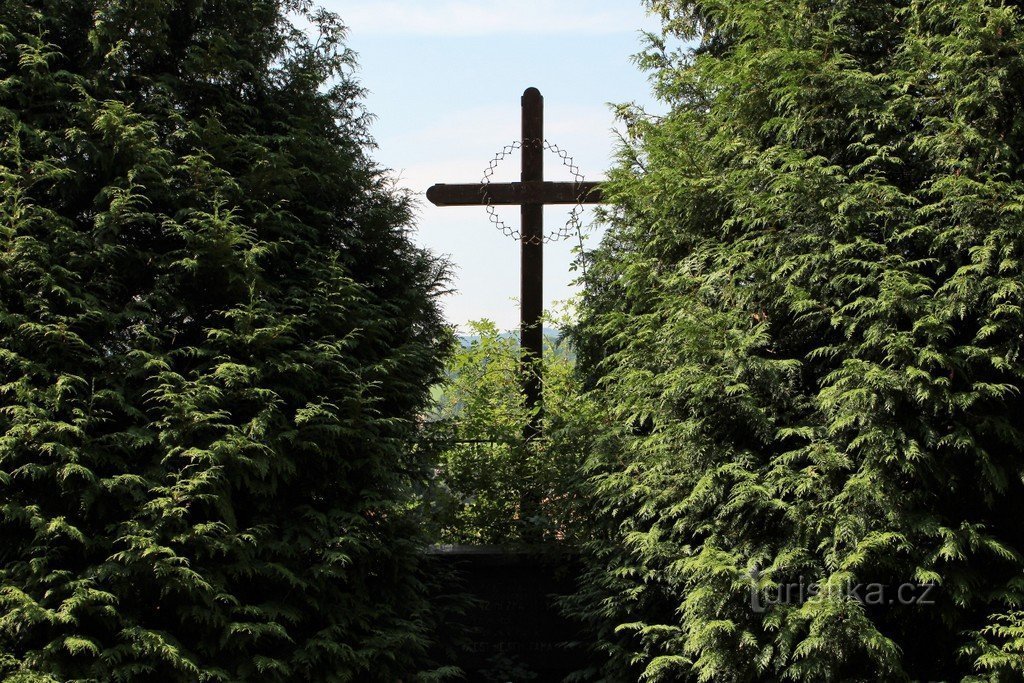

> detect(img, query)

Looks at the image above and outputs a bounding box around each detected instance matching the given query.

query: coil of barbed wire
[480,139,590,245]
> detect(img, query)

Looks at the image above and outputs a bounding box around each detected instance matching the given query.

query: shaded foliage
[0,1,451,680]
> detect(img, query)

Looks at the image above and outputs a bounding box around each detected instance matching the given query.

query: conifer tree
[570,1,1024,679]
[0,1,449,680]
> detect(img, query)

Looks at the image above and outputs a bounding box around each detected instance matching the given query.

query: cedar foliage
[0,1,449,680]
[568,0,1024,680]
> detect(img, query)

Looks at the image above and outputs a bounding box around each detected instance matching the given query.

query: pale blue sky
[321,1,662,330]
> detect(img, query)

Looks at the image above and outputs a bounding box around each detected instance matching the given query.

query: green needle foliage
[568,0,1024,680]
[0,1,449,680]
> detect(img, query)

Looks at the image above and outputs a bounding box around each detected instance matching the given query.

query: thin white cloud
[331,0,652,36]
[381,104,618,189]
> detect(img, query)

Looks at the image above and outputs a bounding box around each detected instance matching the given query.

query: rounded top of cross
[522,86,542,100]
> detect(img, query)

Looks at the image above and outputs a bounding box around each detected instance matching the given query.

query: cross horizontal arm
[426,181,603,207]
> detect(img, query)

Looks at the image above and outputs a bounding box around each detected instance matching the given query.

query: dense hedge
[569,1,1024,680]
[0,1,449,680]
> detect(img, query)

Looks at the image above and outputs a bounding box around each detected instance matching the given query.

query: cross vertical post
[425,88,604,442]
[520,87,544,438]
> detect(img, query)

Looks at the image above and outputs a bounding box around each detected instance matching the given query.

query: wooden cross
[426,88,603,436]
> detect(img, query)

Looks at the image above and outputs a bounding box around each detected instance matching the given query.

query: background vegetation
[423,314,596,546]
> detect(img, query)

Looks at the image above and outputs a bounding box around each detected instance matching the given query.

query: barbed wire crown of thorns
[480,139,591,245]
